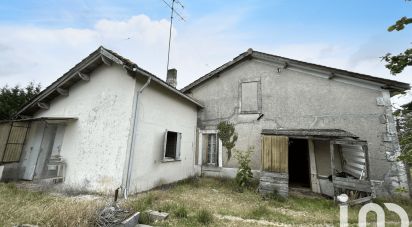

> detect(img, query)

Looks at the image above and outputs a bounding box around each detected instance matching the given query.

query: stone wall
[258,171,288,198]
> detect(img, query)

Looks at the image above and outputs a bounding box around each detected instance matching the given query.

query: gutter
[123,67,152,199]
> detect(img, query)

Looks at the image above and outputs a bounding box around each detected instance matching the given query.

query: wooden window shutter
[176,133,182,160]
[261,135,288,172]
[163,130,168,160]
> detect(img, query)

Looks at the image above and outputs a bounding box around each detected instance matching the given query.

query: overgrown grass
[122,177,412,226]
[0,183,105,226]
[196,209,214,225]
[2,178,412,226]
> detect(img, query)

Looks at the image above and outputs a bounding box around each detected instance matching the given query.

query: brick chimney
[166,68,177,88]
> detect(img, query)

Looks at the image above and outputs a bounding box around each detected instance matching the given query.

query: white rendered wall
[35,65,136,193]
[128,81,198,194]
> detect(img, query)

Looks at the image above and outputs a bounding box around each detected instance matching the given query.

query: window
[207,134,218,165]
[163,130,181,161]
[240,80,260,113]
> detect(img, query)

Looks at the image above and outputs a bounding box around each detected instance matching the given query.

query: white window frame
[197,129,223,167]
[162,130,182,162]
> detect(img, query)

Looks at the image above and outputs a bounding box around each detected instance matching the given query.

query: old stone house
[0,46,410,199]
[182,48,410,198]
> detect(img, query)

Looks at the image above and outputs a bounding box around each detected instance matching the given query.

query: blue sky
[0,0,411,103]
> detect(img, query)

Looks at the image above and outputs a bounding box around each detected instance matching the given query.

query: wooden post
[362,145,370,180]
[308,139,321,193]
[330,140,338,198]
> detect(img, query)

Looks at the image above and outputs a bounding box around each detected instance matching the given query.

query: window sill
[161,158,181,163]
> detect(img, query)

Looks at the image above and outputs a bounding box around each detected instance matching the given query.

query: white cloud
[0,13,410,108]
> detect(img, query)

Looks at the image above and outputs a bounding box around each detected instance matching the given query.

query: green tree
[0,82,41,120]
[382,1,412,75]
[384,1,412,165]
[395,103,412,165]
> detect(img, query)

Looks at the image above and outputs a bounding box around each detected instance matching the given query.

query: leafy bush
[234,147,254,191]
[196,209,213,225]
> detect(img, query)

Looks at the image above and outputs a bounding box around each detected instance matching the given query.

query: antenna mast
[161,0,185,73]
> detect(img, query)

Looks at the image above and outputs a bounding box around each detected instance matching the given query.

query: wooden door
[261,135,288,172]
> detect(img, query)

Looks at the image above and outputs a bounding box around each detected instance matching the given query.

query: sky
[0,0,411,104]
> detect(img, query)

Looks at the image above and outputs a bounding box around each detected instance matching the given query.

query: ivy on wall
[217,121,238,161]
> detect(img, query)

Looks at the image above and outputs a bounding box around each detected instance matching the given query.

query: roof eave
[182,50,410,93]
[16,46,203,117]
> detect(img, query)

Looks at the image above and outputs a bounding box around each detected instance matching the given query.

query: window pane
[241,82,258,112]
[165,131,178,159]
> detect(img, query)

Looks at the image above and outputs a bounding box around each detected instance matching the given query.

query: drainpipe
[123,67,151,199]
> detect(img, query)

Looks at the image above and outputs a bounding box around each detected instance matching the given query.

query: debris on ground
[95,203,131,227]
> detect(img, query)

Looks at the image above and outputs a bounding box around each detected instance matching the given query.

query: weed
[247,204,271,219]
[266,189,287,202]
[138,211,152,225]
[196,209,214,225]
[234,148,254,191]
[173,204,188,218]
[133,193,155,211]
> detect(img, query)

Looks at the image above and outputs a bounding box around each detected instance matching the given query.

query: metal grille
[1,121,30,163]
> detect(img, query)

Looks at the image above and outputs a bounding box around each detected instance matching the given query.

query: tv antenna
[161,0,185,73]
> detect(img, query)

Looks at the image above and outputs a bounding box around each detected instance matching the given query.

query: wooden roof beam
[78,72,90,81]
[56,87,69,96]
[101,56,112,66]
[37,102,49,110]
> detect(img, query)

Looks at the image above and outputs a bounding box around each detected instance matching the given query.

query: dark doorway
[288,139,310,188]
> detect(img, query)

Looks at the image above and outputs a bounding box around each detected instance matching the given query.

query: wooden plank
[349,196,372,205]
[262,136,271,171]
[272,136,278,172]
[333,177,372,192]
[266,136,272,171]
[334,140,367,146]
[363,145,370,180]
[308,139,321,193]
[282,137,288,172]
[0,123,11,162]
[261,135,288,172]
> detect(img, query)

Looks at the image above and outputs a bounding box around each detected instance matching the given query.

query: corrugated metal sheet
[1,122,29,163]
[341,144,366,178]
[262,135,288,172]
